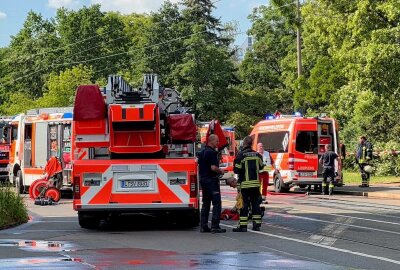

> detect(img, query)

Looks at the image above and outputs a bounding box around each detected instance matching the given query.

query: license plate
[0,167,8,172]
[299,172,314,177]
[121,180,150,188]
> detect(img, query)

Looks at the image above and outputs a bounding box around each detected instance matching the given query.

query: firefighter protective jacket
[234,147,264,189]
[356,141,373,164]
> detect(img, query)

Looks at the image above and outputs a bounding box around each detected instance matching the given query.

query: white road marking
[283,197,400,219]
[222,194,400,226]
[303,197,400,211]
[307,217,353,246]
[268,211,400,236]
[220,223,400,266]
[290,207,400,226]
[10,230,81,235]
[259,245,338,266]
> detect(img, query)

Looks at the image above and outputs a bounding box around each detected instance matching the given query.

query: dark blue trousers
[200,179,221,229]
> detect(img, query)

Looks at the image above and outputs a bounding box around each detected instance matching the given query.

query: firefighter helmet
[364,165,373,173]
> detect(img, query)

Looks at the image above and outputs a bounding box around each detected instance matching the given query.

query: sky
[0,0,267,48]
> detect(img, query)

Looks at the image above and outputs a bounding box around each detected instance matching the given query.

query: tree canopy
[0,0,399,160]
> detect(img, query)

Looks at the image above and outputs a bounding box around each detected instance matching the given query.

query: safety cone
[182,144,189,157]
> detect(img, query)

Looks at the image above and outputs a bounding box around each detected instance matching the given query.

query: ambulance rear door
[294,121,319,179]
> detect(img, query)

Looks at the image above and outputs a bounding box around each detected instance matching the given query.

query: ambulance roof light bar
[26,107,73,116]
[222,126,235,131]
[265,112,303,120]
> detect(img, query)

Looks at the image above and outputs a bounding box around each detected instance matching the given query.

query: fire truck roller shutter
[35,122,48,167]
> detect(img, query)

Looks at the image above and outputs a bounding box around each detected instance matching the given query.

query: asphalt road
[1,186,400,269]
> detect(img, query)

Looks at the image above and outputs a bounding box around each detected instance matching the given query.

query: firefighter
[356,136,373,187]
[198,134,226,233]
[319,144,338,195]
[233,136,264,232]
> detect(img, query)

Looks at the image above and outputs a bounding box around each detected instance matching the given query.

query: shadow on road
[95,213,199,232]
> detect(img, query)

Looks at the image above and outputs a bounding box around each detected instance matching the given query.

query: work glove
[235,192,243,210]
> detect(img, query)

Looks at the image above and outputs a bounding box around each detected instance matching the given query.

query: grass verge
[0,184,29,229]
[343,171,400,185]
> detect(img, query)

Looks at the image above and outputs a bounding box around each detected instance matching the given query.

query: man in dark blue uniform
[198,134,226,233]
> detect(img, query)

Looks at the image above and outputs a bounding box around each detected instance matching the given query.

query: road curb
[334,190,400,199]
[333,190,367,197]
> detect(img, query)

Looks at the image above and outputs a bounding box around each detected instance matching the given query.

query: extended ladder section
[106,75,161,154]
[73,74,197,158]
[109,103,161,154]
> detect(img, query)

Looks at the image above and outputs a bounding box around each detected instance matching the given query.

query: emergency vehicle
[250,113,343,193]
[0,117,12,182]
[197,123,236,179]
[72,74,199,229]
[8,108,73,193]
[220,126,236,179]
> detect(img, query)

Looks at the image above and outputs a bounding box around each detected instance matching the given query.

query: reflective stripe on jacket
[356,142,373,164]
[234,147,264,189]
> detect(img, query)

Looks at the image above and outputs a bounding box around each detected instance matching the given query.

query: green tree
[5,11,60,98]
[0,92,36,115]
[173,0,236,120]
[120,13,152,84]
[36,65,93,108]
[234,1,296,127]
[143,2,188,86]
[56,5,130,80]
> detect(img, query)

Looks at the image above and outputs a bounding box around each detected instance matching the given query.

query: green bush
[342,140,400,177]
[373,154,400,177]
[342,156,359,172]
[0,184,29,229]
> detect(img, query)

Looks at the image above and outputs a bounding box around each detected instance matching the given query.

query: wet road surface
[0,187,400,269]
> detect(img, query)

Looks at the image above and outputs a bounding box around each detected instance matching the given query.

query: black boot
[252,221,261,231]
[211,227,226,233]
[200,226,211,233]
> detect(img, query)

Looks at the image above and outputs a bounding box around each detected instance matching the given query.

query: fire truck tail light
[190,173,198,198]
[73,176,81,199]
[288,153,295,170]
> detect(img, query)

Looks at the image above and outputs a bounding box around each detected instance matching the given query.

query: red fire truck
[250,113,343,193]
[0,117,12,183]
[72,75,199,229]
[220,127,236,179]
[8,109,73,193]
[197,123,236,179]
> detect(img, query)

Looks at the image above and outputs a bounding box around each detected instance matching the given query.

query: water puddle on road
[0,239,74,252]
[0,257,90,270]
[0,241,343,269]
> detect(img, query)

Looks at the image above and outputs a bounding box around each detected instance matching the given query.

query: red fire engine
[220,126,236,179]
[72,74,199,229]
[0,117,12,183]
[8,109,73,193]
[250,113,343,193]
[197,122,236,179]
